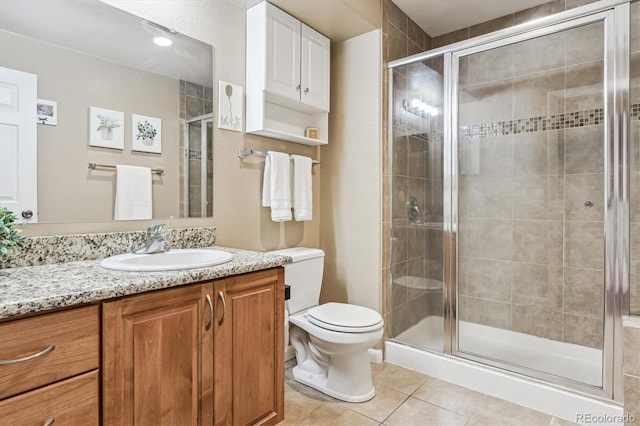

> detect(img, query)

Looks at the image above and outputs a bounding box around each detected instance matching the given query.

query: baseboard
[285,345,296,362]
[369,348,383,364]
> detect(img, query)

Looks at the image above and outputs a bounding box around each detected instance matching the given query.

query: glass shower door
[454,17,608,388]
[390,58,445,353]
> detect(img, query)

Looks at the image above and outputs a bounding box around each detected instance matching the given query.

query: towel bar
[237,148,320,165]
[88,163,164,175]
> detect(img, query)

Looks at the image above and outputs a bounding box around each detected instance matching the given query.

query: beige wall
[1,30,180,223]
[320,29,382,311]
[19,0,320,252]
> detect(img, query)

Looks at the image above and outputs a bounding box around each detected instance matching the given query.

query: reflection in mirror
[186,115,214,217]
[0,0,214,223]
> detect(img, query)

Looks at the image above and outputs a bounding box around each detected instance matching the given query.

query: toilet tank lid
[269,247,324,262]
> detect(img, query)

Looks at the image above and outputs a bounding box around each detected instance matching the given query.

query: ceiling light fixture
[403,98,438,118]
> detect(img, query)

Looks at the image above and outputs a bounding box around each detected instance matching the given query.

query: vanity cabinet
[0,305,100,425]
[213,268,285,426]
[102,267,284,426]
[246,1,330,145]
[102,283,214,425]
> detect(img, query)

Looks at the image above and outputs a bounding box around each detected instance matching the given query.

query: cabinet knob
[304,88,309,94]
[296,84,301,92]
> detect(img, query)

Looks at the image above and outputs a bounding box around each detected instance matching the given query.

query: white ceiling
[238,0,381,41]
[391,0,553,37]
[243,0,555,42]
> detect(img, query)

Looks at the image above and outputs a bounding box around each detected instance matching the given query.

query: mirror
[0,0,214,223]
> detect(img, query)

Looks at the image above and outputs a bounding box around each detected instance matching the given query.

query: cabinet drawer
[0,370,99,426]
[0,305,99,399]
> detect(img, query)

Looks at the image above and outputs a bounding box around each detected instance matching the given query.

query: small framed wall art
[89,106,124,149]
[217,80,243,132]
[37,99,57,125]
[131,114,162,154]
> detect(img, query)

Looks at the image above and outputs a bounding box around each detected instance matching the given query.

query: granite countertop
[0,247,291,320]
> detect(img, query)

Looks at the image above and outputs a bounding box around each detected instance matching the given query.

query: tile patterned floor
[282,360,579,426]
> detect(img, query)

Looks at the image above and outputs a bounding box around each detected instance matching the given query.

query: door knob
[21,209,33,219]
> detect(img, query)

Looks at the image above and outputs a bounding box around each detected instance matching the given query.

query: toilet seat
[307,302,383,333]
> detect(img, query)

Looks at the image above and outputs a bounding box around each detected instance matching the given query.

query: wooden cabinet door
[265,3,301,103]
[214,269,284,426]
[103,284,214,426]
[300,24,330,111]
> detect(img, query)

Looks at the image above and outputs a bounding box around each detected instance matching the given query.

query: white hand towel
[291,155,312,221]
[114,165,152,220]
[262,153,272,207]
[264,151,292,222]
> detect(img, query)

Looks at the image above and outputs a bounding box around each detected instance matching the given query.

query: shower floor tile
[284,360,578,426]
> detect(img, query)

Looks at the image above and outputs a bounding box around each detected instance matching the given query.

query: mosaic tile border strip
[394,103,639,140]
[461,108,605,139]
[187,149,213,161]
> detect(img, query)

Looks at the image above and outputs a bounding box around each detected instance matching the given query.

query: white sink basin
[100,248,234,272]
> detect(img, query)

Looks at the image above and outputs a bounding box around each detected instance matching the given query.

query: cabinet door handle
[205,294,213,331]
[43,418,55,426]
[304,88,309,94]
[218,291,226,326]
[296,84,301,92]
[0,345,55,366]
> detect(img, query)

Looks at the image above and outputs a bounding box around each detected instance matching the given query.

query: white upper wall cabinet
[246,1,330,145]
[265,5,301,102]
[300,24,330,111]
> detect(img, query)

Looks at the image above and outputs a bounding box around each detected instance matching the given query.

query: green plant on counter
[0,207,26,255]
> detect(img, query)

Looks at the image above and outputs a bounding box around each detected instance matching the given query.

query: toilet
[270,247,383,403]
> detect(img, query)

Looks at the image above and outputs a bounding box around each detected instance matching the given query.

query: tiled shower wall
[381,0,433,340]
[457,20,606,349]
[382,0,634,344]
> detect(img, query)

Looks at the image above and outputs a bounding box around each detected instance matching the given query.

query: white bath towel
[114,165,152,220]
[291,155,312,221]
[262,151,292,222]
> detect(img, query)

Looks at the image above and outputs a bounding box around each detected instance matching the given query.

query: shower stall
[387,0,638,416]
[185,113,214,218]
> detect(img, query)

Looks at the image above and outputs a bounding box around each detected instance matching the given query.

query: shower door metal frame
[388,0,631,403]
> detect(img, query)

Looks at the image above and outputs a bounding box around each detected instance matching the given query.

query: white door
[300,24,330,112]
[0,67,38,222]
[265,3,301,102]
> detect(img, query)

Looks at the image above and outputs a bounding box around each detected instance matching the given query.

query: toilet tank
[269,247,324,315]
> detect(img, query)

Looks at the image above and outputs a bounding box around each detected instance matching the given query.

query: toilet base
[292,364,376,403]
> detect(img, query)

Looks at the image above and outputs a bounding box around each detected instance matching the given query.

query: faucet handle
[147,223,167,235]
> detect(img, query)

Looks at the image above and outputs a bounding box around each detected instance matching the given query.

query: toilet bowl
[288,302,383,402]
[269,247,384,403]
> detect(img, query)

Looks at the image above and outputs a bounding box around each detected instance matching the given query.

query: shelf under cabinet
[246,97,328,146]
[247,127,328,146]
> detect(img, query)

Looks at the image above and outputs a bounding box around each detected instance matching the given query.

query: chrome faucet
[133,223,169,254]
